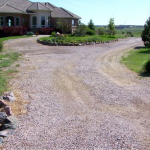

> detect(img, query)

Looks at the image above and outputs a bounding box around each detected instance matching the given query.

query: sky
[31,0,150,25]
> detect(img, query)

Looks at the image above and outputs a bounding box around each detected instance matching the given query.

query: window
[48,16,50,26]
[72,19,74,26]
[0,17,4,26]
[32,16,37,27]
[41,16,45,27]
[16,17,20,26]
[6,16,14,26]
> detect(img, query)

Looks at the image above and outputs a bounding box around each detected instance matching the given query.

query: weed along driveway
[3,36,150,149]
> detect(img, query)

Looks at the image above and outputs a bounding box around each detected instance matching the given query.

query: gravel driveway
[3,36,150,150]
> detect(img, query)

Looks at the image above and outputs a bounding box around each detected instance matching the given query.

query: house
[0,0,81,33]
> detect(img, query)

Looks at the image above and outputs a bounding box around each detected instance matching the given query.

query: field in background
[116,27,144,37]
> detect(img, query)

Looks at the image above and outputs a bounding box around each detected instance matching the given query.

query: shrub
[97,27,106,35]
[0,40,3,52]
[51,31,56,37]
[74,21,86,37]
[86,28,95,35]
[39,27,54,35]
[143,59,150,73]
[56,18,71,33]
[26,32,34,36]
[0,26,27,37]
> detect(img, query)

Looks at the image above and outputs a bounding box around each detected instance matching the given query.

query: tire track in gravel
[96,40,144,88]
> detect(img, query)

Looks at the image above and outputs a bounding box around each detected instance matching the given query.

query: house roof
[51,7,81,19]
[0,0,81,19]
[27,2,52,11]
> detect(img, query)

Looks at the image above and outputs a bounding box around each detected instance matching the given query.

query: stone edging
[37,39,119,46]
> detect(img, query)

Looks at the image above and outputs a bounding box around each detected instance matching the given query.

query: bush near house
[86,28,95,35]
[38,27,54,35]
[0,26,27,37]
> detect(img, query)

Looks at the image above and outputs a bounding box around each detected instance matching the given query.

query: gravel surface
[2,36,150,150]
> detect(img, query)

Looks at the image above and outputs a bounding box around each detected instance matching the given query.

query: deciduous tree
[108,18,115,35]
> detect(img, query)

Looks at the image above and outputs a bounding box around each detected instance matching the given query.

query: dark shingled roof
[51,7,81,19]
[0,0,81,19]
[27,2,52,11]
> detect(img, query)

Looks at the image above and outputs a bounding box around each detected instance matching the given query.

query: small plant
[51,31,56,37]
[26,32,34,36]
[16,64,20,67]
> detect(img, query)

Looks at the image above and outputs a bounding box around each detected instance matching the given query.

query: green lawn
[121,47,150,74]
[0,35,32,43]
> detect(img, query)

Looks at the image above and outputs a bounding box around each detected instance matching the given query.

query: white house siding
[30,10,51,28]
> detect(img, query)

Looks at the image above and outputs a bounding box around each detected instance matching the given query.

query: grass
[121,47,150,75]
[0,35,32,43]
[0,52,20,95]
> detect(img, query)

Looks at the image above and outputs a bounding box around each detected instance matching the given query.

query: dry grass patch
[4,90,30,116]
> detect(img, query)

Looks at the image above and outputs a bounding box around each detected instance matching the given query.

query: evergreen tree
[88,19,95,31]
[141,17,150,47]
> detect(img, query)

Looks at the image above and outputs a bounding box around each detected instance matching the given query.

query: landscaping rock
[0,116,18,138]
[3,91,16,102]
[0,112,7,124]
[3,106,12,116]
[0,137,3,144]
[2,116,18,129]
[0,100,7,109]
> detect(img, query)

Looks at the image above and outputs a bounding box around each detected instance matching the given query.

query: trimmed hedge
[0,26,27,37]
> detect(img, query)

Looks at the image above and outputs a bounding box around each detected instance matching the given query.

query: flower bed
[37,38,118,46]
